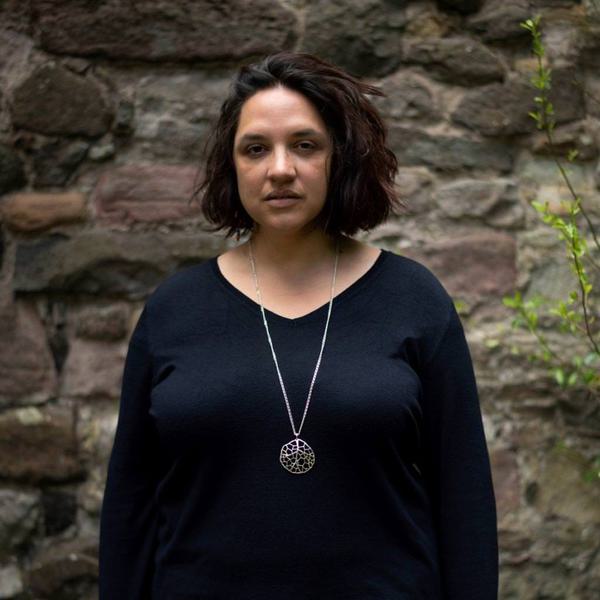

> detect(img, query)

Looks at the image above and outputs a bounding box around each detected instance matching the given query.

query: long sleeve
[98,306,160,599]
[419,300,499,600]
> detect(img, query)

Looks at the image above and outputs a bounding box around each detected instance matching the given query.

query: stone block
[1,192,87,232]
[0,302,57,409]
[60,337,127,400]
[25,536,98,598]
[467,0,531,41]
[92,164,200,225]
[0,488,40,559]
[452,70,586,136]
[10,63,112,137]
[372,72,438,121]
[0,404,82,483]
[402,231,517,297]
[389,125,514,172]
[36,0,297,62]
[32,139,90,188]
[403,37,505,86]
[490,447,521,521]
[13,229,223,299]
[303,0,406,77]
[434,177,525,228]
[73,303,130,341]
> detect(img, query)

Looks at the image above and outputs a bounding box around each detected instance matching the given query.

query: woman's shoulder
[379,247,453,309]
[159,258,210,289]
[378,249,458,361]
[143,257,218,315]
[140,256,227,346]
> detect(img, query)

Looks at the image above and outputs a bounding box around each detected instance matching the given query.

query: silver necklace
[248,237,340,474]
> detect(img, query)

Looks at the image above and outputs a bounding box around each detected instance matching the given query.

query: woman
[99,51,498,599]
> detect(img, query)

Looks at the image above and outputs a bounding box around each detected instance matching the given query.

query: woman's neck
[241,229,349,284]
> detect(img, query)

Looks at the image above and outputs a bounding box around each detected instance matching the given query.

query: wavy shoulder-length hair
[192,51,405,240]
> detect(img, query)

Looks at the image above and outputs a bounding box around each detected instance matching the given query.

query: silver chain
[247,237,340,438]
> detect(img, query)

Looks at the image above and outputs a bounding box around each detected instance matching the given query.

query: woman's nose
[269,147,295,178]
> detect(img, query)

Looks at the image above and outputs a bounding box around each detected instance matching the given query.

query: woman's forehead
[237,88,326,128]
[236,125,326,141]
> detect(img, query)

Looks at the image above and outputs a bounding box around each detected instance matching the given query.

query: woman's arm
[419,300,499,600]
[99,307,160,600]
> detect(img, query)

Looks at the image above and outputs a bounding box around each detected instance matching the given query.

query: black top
[98,248,498,600]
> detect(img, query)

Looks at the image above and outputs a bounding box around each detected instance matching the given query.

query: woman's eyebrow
[237,128,326,144]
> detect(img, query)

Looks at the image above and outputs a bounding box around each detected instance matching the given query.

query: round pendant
[280,438,315,474]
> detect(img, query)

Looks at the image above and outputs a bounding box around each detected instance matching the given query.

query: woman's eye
[244,142,316,157]
[246,145,264,156]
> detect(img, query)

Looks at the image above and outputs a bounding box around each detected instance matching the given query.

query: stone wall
[1,0,600,598]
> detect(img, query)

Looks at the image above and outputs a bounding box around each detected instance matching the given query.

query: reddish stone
[74,303,130,341]
[60,338,127,400]
[0,302,57,407]
[0,404,82,483]
[403,232,517,298]
[92,164,201,225]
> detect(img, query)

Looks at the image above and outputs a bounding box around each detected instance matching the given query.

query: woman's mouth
[265,197,301,207]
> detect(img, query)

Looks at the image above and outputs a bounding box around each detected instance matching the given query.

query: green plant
[502,16,600,481]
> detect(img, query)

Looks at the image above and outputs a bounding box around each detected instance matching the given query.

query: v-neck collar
[210,248,389,326]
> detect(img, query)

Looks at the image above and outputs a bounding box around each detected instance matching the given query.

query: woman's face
[232,85,333,235]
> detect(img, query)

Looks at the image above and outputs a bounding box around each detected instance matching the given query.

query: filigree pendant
[280,438,315,474]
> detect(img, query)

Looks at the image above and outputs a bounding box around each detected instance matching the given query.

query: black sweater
[98,248,498,599]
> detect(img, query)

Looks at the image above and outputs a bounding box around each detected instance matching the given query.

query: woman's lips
[265,197,301,207]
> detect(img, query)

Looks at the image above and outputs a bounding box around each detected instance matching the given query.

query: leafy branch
[501,15,600,481]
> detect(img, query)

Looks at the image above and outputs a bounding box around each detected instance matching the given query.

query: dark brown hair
[192,51,405,240]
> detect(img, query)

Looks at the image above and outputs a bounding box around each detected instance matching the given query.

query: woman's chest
[149,309,425,462]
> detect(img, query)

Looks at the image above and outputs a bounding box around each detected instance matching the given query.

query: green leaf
[553,368,565,385]
[531,200,549,212]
